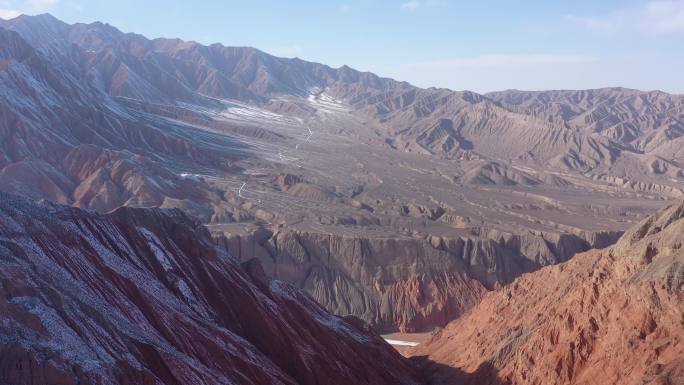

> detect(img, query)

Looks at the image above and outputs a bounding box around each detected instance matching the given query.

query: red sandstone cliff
[411,200,684,385]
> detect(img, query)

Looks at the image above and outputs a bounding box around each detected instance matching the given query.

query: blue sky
[1,0,683,93]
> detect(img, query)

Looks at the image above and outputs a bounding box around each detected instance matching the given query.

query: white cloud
[400,0,446,12]
[0,0,59,19]
[0,8,21,18]
[409,54,597,70]
[338,3,352,13]
[269,45,303,58]
[28,0,58,7]
[567,0,684,35]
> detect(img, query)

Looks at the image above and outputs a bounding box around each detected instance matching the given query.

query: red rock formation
[411,200,684,385]
[382,273,486,333]
[0,192,422,385]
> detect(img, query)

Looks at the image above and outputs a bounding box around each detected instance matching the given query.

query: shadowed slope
[0,192,423,385]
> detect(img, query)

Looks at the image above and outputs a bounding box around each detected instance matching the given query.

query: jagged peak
[616,199,684,251]
[612,199,684,290]
[2,12,68,30]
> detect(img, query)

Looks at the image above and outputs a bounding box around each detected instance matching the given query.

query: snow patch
[138,228,174,271]
[179,173,204,182]
[218,100,300,126]
[10,296,113,371]
[307,89,348,114]
[384,339,419,347]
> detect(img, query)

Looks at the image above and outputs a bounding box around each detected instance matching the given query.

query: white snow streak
[383,339,420,347]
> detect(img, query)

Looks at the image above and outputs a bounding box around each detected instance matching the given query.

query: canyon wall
[216,227,622,332]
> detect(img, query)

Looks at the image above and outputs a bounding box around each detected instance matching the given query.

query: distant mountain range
[0,13,682,333]
[2,14,683,176]
[2,14,683,197]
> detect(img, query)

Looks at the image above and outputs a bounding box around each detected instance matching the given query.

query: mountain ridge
[0,191,423,385]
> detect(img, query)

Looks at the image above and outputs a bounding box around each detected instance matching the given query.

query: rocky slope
[487,88,684,174]
[0,192,422,385]
[410,200,684,385]
[0,19,240,216]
